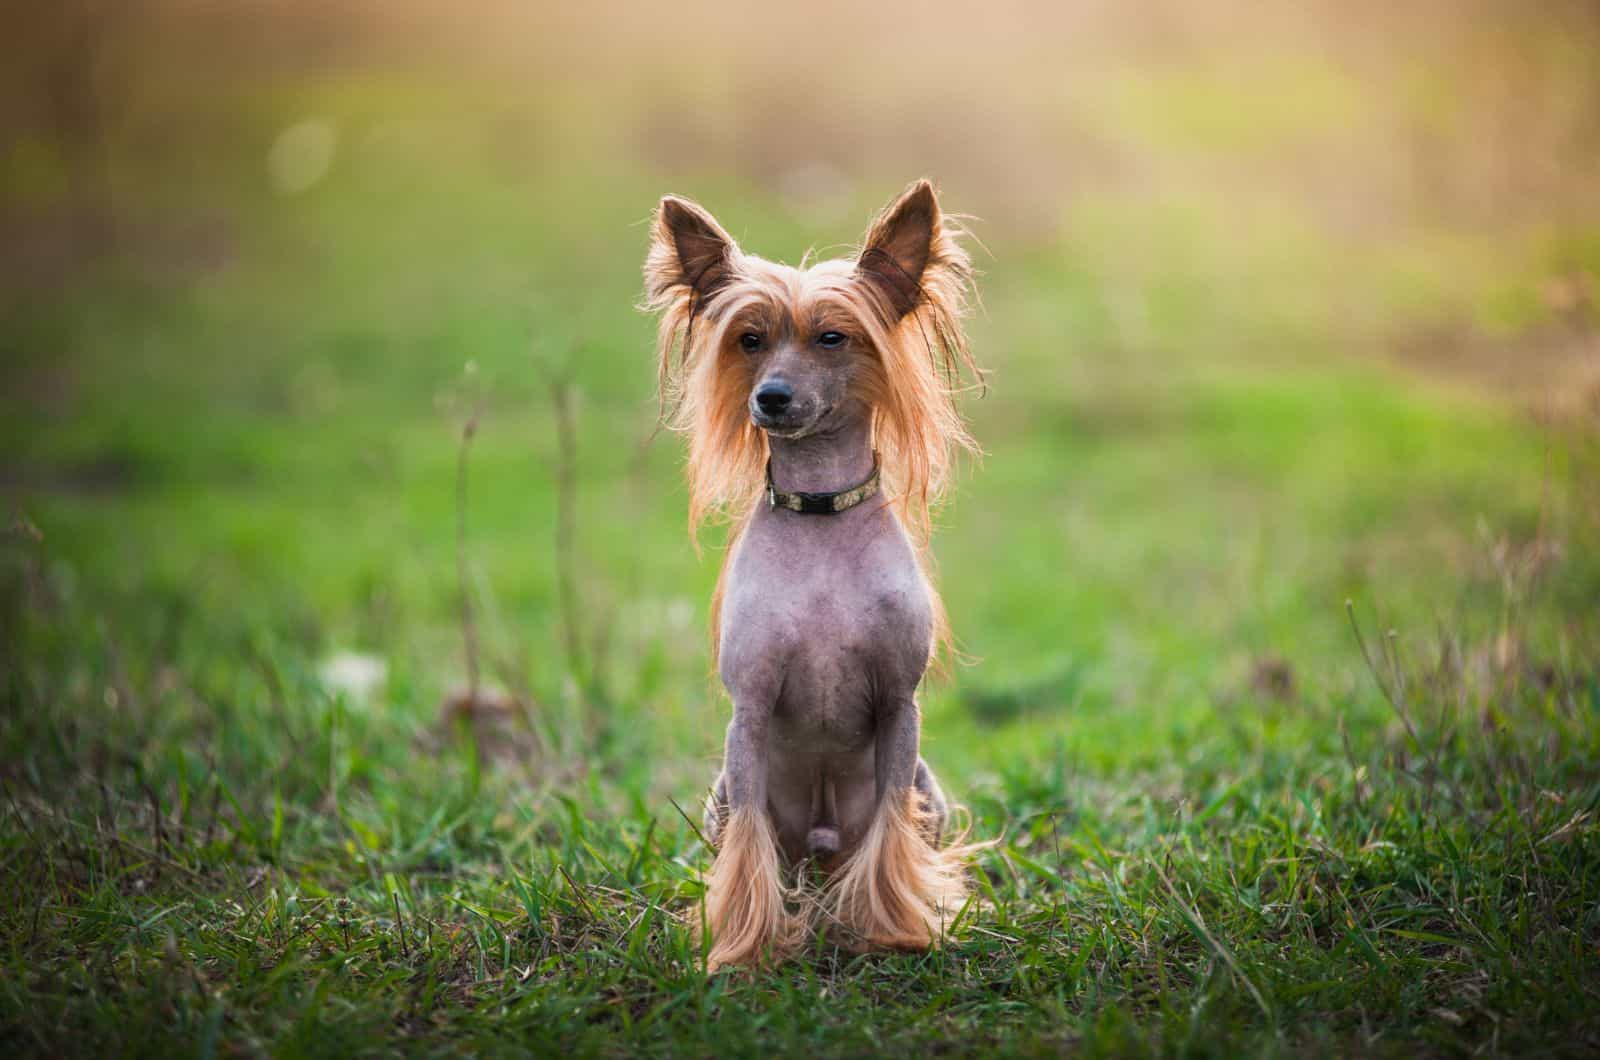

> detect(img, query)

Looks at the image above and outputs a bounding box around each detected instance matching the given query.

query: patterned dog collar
[766,455,881,514]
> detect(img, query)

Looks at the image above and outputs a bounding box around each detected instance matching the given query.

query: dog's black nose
[755,382,793,415]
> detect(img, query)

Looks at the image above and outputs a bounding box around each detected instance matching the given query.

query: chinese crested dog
[644,180,984,969]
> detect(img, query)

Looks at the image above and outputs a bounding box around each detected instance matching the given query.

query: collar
[766,454,881,515]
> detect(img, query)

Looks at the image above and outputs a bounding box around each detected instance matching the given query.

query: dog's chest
[718,507,933,747]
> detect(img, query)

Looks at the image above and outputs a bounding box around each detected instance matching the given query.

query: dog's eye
[817,331,847,350]
[738,332,763,353]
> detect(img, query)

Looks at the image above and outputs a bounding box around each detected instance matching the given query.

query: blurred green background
[6,1,1597,773]
[2,3,1599,1051]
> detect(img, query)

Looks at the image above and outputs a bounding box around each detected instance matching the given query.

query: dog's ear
[857,180,940,318]
[648,195,738,302]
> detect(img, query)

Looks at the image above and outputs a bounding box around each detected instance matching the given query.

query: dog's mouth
[751,404,831,438]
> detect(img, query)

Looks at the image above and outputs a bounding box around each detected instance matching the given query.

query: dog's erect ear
[857,180,940,318]
[649,195,738,301]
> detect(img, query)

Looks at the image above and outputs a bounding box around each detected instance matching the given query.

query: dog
[644,180,982,970]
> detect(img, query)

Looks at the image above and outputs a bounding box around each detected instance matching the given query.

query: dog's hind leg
[913,757,949,844]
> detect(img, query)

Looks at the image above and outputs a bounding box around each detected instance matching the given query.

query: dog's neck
[765,415,875,495]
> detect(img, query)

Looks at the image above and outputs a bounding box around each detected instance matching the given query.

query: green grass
[4,48,1600,1057]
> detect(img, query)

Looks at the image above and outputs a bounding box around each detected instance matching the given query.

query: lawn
[3,7,1600,1056]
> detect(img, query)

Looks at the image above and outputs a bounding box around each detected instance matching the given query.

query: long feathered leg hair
[695,806,808,970]
[823,787,989,951]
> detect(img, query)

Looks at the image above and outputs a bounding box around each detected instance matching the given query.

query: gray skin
[702,331,949,865]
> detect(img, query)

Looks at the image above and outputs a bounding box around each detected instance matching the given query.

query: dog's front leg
[873,696,921,802]
[827,696,968,950]
[721,703,770,812]
[876,705,948,839]
[698,702,801,971]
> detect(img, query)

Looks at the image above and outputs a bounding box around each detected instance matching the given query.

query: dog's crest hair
[643,180,982,661]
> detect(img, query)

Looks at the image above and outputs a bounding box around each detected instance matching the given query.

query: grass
[4,562,1597,1057]
[4,25,1600,1055]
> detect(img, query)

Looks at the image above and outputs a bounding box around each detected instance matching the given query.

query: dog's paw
[806,826,841,858]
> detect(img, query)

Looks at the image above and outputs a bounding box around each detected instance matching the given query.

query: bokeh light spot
[268,118,339,194]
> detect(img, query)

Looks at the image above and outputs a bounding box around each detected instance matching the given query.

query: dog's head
[644,180,980,533]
